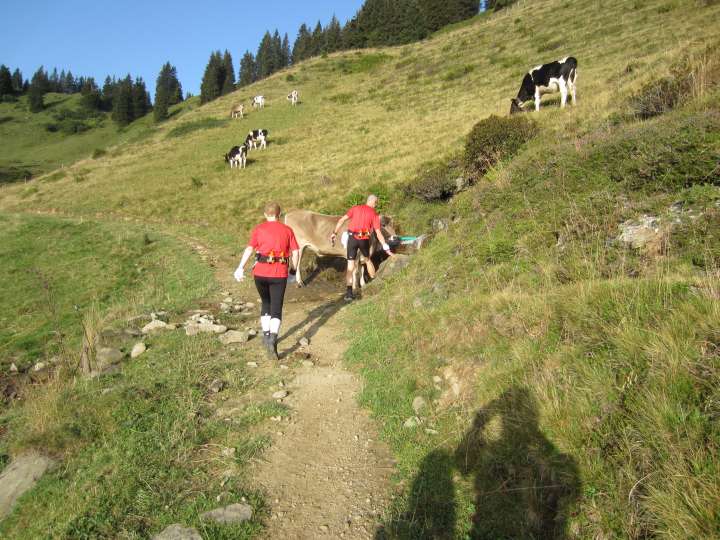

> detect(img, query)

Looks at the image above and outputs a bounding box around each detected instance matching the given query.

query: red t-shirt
[249,221,299,278]
[346,205,381,234]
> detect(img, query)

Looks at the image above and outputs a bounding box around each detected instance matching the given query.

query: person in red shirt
[234,202,300,359]
[330,194,392,301]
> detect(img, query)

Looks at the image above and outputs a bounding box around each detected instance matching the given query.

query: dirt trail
[203,243,396,539]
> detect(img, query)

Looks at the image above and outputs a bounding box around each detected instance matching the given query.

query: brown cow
[230,104,244,119]
[284,210,396,289]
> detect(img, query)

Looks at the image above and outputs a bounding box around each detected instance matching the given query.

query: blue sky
[1,1,364,95]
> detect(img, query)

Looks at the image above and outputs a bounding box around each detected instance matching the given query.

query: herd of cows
[221,55,579,170]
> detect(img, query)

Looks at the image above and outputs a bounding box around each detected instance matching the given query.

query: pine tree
[112,75,134,126]
[102,76,116,111]
[311,21,324,56]
[342,16,365,50]
[11,68,23,94]
[154,62,183,121]
[325,15,342,53]
[256,32,275,79]
[49,67,60,93]
[28,67,48,112]
[272,30,284,71]
[132,77,149,118]
[80,77,102,110]
[200,51,223,104]
[221,50,235,94]
[281,33,291,67]
[238,51,257,87]
[292,24,312,63]
[0,65,13,98]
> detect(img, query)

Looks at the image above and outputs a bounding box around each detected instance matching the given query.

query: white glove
[233,265,244,282]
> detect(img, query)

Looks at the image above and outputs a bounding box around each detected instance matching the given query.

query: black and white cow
[287,90,299,106]
[251,95,265,109]
[224,145,247,169]
[245,129,268,150]
[510,56,578,114]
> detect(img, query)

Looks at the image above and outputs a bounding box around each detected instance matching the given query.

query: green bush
[91,148,106,159]
[464,115,537,178]
[402,155,465,203]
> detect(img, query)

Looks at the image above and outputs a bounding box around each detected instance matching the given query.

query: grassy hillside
[1,0,720,537]
[0,93,194,183]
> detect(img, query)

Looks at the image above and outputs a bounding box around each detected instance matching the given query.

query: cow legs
[295,244,307,287]
[570,81,577,106]
[559,80,568,108]
[534,89,541,112]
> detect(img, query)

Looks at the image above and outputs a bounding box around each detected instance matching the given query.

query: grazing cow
[284,210,397,289]
[287,90,299,106]
[510,56,578,114]
[252,95,265,109]
[245,129,268,150]
[224,145,247,169]
[230,104,244,119]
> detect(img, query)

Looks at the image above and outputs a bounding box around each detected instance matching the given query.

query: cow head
[510,98,526,115]
[223,153,230,163]
[380,215,399,245]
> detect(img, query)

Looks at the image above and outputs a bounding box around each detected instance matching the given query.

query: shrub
[464,115,537,178]
[629,45,720,119]
[345,183,392,213]
[285,74,296,82]
[403,155,465,203]
[0,166,32,184]
[91,148,106,159]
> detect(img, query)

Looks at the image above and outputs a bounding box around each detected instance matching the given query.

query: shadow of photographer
[377,387,580,539]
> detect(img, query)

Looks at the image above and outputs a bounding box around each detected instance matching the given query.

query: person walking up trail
[234,202,300,359]
[330,194,393,302]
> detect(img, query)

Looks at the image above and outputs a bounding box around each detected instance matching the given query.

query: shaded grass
[166,117,229,139]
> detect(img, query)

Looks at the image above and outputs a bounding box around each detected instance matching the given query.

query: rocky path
[250,297,395,539]
[202,242,396,539]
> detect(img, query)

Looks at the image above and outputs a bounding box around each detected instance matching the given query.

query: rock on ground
[219,330,250,345]
[403,416,421,429]
[209,379,226,393]
[96,347,125,371]
[374,254,411,282]
[130,342,146,359]
[617,215,662,249]
[272,390,289,400]
[412,396,427,415]
[200,503,253,524]
[142,319,170,334]
[185,323,227,336]
[0,452,55,520]
[152,524,202,540]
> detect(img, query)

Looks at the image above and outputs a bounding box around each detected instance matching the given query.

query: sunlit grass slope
[1,0,718,248]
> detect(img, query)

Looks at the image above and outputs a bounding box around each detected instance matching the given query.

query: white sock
[269,318,281,335]
[261,315,271,333]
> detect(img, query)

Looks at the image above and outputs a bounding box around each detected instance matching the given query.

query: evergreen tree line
[0,64,95,100]
[229,0,512,91]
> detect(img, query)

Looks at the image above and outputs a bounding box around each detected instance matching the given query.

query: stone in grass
[130,342,146,359]
[209,379,226,393]
[200,503,254,524]
[152,524,203,540]
[219,330,250,345]
[9,363,18,373]
[298,336,310,348]
[412,396,427,415]
[301,360,315,368]
[403,416,422,429]
[272,390,288,400]
[96,348,125,370]
[142,319,169,334]
[186,323,227,336]
[246,362,258,368]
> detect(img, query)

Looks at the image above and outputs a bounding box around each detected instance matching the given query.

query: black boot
[263,332,275,360]
[269,333,279,360]
[344,286,355,302]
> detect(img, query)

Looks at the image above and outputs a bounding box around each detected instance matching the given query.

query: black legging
[254,277,287,320]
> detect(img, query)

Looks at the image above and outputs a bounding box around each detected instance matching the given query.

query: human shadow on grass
[377,387,581,539]
[277,298,345,357]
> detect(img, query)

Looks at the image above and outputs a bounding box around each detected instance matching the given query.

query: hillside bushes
[464,115,538,178]
[629,44,720,119]
[403,115,537,203]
